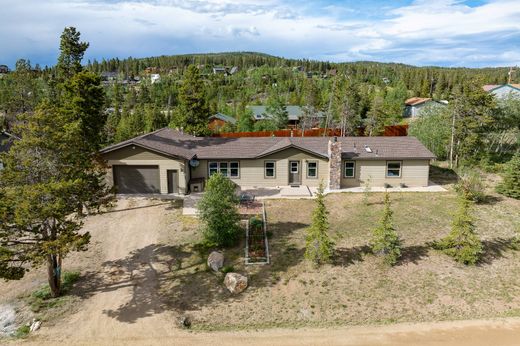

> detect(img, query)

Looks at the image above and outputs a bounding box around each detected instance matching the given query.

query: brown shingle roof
[405,97,432,106]
[100,128,435,161]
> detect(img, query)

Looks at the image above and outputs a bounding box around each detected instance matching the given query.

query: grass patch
[27,271,81,315]
[14,325,30,338]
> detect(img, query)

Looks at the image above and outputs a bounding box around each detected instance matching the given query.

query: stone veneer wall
[327,138,342,190]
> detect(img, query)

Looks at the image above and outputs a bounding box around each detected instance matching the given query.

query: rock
[207,251,224,272]
[224,273,248,294]
[29,319,42,332]
[0,304,16,336]
[178,315,191,329]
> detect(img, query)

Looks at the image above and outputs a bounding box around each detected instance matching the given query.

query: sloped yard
[165,190,520,331]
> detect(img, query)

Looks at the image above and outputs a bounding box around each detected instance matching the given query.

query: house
[247,105,324,127]
[150,74,161,84]
[403,97,447,118]
[483,84,520,99]
[99,128,435,195]
[212,67,227,75]
[208,113,236,132]
[0,65,9,74]
[100,71,118,82]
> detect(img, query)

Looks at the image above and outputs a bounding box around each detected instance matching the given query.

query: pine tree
[56,27,89,81]
[170,65,210,136]
[305,182,334,265]
[371,192,401,266]
[434,194,482,265]
[496,152,520,199]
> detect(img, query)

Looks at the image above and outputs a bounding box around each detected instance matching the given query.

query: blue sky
[1,0,519,68]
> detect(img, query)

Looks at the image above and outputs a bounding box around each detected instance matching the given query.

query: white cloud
[0,0,519,67]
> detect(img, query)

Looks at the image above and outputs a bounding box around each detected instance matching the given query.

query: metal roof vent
[364,145,373,153]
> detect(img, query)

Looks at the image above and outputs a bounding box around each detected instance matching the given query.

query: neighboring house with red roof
[482,84,520,99]
[100,128,435,195]
[404,97,447,118]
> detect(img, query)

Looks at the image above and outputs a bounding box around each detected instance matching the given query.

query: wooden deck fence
[212,125,408,138]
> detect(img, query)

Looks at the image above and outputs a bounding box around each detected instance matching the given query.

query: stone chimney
[328,137,342,190]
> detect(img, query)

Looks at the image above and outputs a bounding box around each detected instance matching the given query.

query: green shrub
[455,169,486,203]
[221,265,235,274]
[496,152,520,199]
[15,325,30,338]
[371,192,401,266]
[433,194,482,265]
[249,215,263,230]
[197,173,240,247]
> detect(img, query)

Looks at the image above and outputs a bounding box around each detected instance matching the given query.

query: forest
[0,28,519,169]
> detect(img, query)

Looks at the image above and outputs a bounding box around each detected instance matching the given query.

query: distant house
[229,66,239,75]
[212,67,227,75]
[150,74,161,84]
[208,113,236,132]
[247,105,324,127]
[0,65,9,78]
[483,84,520,99]
[101,71,118,81]
[403,97,447,118]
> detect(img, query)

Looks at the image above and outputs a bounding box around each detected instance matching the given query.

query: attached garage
[113,165,160,194]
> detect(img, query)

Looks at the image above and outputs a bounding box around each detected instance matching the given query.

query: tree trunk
[47,254,62,298]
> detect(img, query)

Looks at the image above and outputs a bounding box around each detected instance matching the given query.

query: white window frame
[344,161,355,178]
[264,161,276,178]
[307,161,318,179]
[208,161,240,179]
[386,161,402,178]
[290,161,299,174]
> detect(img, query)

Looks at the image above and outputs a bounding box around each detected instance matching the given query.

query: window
[290,161,299,173]
[220,162,228,177]
[386,161,402,177]
[307,161,318,178]
[344,161,355,178]
[209,162,218,176]
[208,161,240,178]
[265,161,276,178]
[230,162,239,178]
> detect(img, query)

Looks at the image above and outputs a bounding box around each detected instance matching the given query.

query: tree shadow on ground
[477,194,503,206]
[397,244,430,265]
[429,165,459,186]
[334,245,371,266]
[479,237,519,265]
[71,244,191,323]
[334,243,430,267]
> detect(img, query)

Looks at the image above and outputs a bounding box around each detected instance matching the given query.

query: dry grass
[167,189,520,331]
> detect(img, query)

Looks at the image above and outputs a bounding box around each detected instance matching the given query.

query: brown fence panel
[213,126,407,138]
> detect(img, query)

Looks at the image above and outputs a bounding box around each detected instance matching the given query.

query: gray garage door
[113,165,160,194]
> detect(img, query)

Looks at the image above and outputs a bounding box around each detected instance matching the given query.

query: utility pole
[323,76,337,136]
[508,67,516,84]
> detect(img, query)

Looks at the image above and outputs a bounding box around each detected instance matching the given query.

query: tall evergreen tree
[56,27,89,81]
[170,65,210,136]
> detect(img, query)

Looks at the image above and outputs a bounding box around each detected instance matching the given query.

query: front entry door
[167,170,179,194]
[288,161,301,185]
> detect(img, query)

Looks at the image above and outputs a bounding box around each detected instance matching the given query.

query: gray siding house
[483,84,520,99]
[100,128,435,195]
[404,97,448,118]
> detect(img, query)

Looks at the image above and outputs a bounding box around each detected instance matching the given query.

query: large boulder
[224,273,248,294]
[207,251,224,272]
